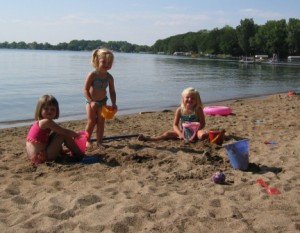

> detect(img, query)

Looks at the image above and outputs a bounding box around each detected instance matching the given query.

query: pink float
[203,106,232,116]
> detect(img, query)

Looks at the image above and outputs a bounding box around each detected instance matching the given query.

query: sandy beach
[0,93,299,233]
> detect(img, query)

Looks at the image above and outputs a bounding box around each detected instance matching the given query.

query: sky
[0,0,299,46]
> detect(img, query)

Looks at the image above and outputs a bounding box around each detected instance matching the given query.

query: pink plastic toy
[74,131,89,153]
[182,122,200,141]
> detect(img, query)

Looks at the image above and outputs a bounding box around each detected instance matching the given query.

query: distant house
[173,52,191,56]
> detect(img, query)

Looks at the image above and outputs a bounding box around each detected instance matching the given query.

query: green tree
[255,20,287,57]
[287,18,300,55]
[236,18,256,56]
[183,32,198,53]
[205,28,221,54]
[219,26,240,56]
[195,30,210,54]
[168,35,186,54]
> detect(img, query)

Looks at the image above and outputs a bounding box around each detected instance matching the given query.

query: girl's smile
[41,106,57,119]
[184,94,196,109]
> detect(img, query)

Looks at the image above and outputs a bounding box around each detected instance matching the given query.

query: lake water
[0,49,300,129]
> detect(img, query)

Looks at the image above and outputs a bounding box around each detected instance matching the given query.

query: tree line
[1,18,299,58]
[0,40,150,53]
[152,18,300,58]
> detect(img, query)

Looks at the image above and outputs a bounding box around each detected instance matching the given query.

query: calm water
[0,49,300,128]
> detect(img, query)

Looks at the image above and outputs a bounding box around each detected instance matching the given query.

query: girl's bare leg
[138,131,178,141]
[197,130,208,141]
[96,115,105,147]
[46,134,66,161]
[46,134,85,162]
[85,103,97,147]
[64,137,85,161]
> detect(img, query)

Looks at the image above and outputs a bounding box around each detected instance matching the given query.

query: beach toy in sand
[74,131,89,153]
[224,139,249,171]
[81,155,101,164]
[256,178,281,195]
[182,122,200,141]
[264,140,277,145]
[209,129,225,145]
[90,134,139,142]
[288,91,296,96]
[101,105,117,119]
[212,171,226,184]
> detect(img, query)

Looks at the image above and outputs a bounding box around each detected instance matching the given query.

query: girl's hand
[90,101,99,111]
[112,104,118,110]
[72,131,81,138]
[178,134,184,140]
[41,119,80,138]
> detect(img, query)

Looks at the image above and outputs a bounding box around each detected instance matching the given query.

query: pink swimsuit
[27,121,51,143]
[26,121,51,164]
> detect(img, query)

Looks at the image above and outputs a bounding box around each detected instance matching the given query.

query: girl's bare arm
[40,119,79,138]
[83,72,94,102]
[108,75,117,108]
[173,107,182,137]
[196,107,206,129]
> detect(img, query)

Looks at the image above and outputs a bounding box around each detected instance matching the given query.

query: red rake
[256,178,281,195]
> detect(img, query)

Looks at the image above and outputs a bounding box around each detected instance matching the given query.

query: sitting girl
[26,95,85,164]
[138,87,207,141]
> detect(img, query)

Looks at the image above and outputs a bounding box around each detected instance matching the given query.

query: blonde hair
[91,48,114,68]
[34,95,59,120]
[180,87,203,111]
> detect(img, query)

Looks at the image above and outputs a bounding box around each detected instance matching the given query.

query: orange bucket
[101,105,117,119]
[209,130,225,145]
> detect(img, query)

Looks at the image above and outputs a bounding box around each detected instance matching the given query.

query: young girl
[84,48,117,147]
[138,87,207,141]
[26,95,85,165]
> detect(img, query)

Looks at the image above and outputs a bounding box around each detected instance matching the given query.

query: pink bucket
[74,131,89,153]
[182,122,200,141]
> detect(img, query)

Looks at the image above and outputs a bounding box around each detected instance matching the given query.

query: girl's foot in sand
[97,142,108,149]
[61,147,71,154]
[86,140,92,148]
[138,134,150,141]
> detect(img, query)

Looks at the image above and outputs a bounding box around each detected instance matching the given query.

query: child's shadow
[247,163,282,175]
[57,154,120,167]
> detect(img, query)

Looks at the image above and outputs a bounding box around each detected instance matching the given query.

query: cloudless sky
[0,0,299,46]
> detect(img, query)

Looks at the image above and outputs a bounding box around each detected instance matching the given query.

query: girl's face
[41,105,57,119]
[183,93,197,109]
[98,58,112,70]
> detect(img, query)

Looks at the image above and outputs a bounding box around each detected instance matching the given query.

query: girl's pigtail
[91,49,99,68]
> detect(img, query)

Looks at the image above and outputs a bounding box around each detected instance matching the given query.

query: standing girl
[84,48,117,147]
[138,87,207,141]
[26,95,85,165]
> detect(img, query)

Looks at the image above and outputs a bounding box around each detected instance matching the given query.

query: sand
[0,93,299,233]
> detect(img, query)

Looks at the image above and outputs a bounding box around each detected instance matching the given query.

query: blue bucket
[224,139,249,170]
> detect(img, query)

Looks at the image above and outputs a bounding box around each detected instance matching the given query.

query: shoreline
[0,91,287,129]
